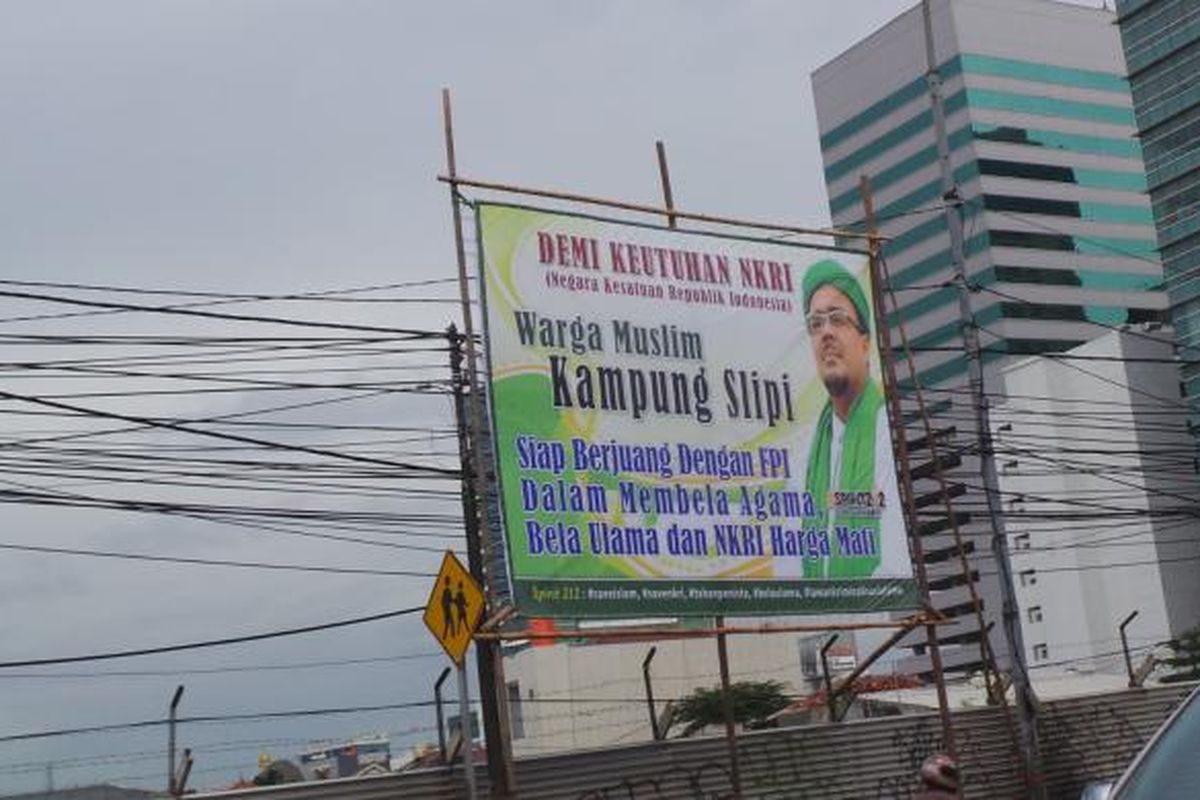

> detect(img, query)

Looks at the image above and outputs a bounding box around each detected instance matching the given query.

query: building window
[507,681,525,740]
[977,158,1075,183]
[1013,533,1031,550]
[974,125,1033,145]
[1142,103,1200,168]
[993,265,1082,287]
[1019,569,1037,587]
[1003,338,1088,355]
[1027,605,1043,623]
[983,194,1082,218]
[989,230,1076,252]
[1154,177,1200,221]
[1128,307,1170,325]
[1033,643,1049,661]
[1000,301,1085,321]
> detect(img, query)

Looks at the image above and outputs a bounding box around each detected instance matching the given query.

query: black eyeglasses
[805,308,862,334]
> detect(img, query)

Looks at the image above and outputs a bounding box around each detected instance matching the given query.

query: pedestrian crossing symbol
[423,551,485,664]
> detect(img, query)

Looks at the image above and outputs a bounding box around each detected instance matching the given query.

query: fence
[193,683,1195,799]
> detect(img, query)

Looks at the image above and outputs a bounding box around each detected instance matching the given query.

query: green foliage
[1160,626,1200,684]
[253,766,285,786]
[673,680,791,735]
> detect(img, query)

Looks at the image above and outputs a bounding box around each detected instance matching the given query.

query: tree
[1160,625,1200,684]
[253,766,285,786]
[673,680,791,736]
[252,757,303,785]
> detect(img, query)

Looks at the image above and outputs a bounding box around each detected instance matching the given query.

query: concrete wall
[193,683,1196,800]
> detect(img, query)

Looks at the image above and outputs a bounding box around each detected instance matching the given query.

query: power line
[0,542,439,576]
[0,387,460,478]
[0,276,464,299]
[0,288,448,337]
[0,477,463,554]
[0,718,165,745]
[974,280,1199,363]
[0,605,425,670]
[0,651,444,681]
[0,385,404,450]
[913,384,1196,413]
[0,698,651,744]
[904,345,1199,367]
[984,207,1165,270]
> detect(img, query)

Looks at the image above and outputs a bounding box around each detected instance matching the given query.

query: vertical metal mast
[918,0,1042,793]
[443,89,518,799]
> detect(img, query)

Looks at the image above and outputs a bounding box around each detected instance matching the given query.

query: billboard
[478,203,917,617]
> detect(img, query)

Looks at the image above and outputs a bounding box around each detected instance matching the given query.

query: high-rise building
[993,330,1200,673]
[812,0,1168,675]
[1116,0,1200,426]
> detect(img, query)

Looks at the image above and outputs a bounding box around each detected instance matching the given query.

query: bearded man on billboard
[801,260,901,578]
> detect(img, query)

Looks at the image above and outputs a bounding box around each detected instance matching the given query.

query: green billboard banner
[478,203,918,617]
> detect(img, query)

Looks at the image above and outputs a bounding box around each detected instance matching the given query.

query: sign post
[424,551,486,800]
[456,663,477,800]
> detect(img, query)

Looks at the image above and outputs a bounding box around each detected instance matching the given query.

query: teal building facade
[812,0,1167,675]
[1117,0,1200,423]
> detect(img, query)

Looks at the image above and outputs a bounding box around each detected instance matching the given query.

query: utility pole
[919,1,1043,794]
[443,88,517,798]
[448,323,516,798]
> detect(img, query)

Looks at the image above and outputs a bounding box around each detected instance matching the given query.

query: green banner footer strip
[514,578,920,617]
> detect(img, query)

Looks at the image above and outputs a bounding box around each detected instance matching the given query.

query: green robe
[804,380,885,578]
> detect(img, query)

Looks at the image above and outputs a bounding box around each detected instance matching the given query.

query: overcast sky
[0,1,1107,793]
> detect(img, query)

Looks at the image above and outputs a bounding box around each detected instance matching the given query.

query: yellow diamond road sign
[424,551,485,664]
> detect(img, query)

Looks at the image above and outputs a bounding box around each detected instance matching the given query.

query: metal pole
[655,141,677,230]
[457,663,479,800]
[828,613,933,714]
[442,88,517,799]
[820,634,839,722]
[642,646,661,741]
[176,749,193,796]
[866,181,1002,705]
[867,176,1028,774]
[715,615,744,799]
[435,666,452,762]
[861,179,958,759]
[918,4,1041,790]
[434,175,869,240]
[1120,611,1140,688]
[448,324,512,786]
[168,684,184,796]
